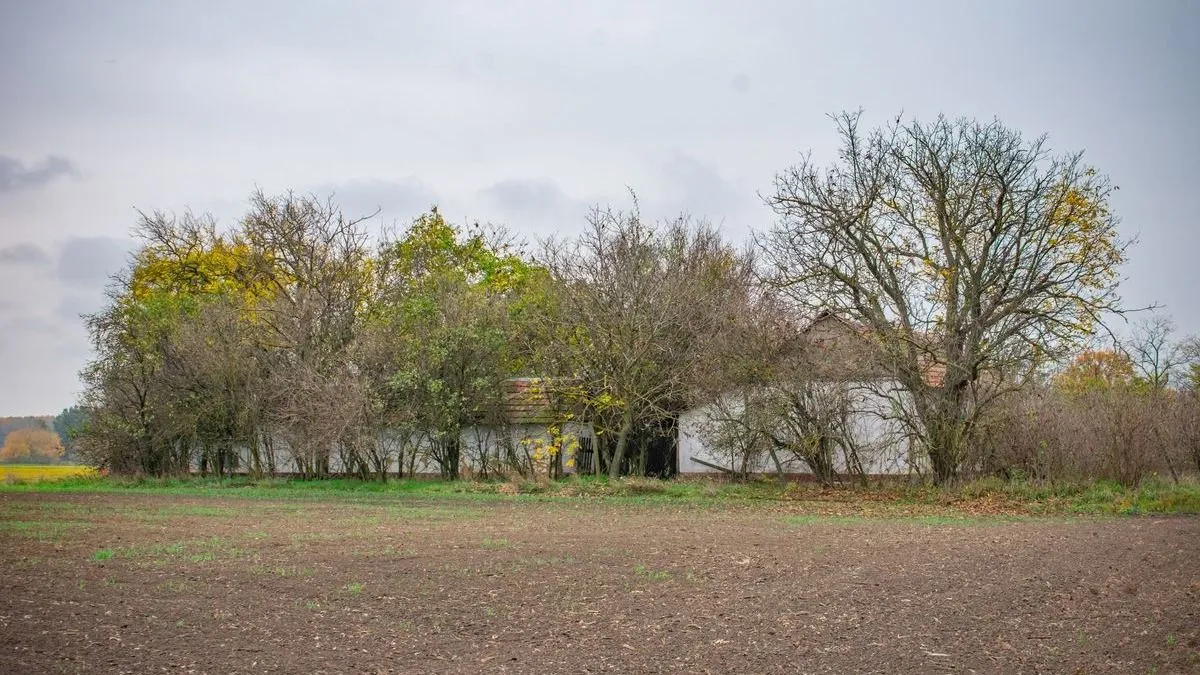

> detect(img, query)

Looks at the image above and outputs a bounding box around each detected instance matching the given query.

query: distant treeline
[0,416,55,446]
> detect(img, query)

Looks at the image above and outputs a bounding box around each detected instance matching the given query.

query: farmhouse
[348,376,597,478]
[676,312,924,478]
[204,317,941,480]
[459,376,596,477]
[198,376,595,478]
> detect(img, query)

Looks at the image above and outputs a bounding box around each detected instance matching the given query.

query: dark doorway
[621,417,677,478]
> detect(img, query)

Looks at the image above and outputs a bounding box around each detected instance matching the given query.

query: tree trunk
[916,383,970,486]
[846,445,869,488]
[926,425,962,486]
[445,436,461,480]
[245,434,261,478]
[375,445,389,482]
[607,410,634,479]
[807,437,836,486]
[593,436,604,476]
[767,445,787,486]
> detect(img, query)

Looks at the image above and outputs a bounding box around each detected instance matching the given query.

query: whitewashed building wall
[677,382,920,476]
[216,422,594,476]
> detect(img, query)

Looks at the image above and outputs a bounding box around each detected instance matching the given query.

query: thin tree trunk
[607,410,634,479]
[767,445,787,486]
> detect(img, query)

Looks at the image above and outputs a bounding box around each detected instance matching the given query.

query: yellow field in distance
[0,465,97,482]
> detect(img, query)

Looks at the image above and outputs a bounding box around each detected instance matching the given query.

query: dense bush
[972,387,1199,485]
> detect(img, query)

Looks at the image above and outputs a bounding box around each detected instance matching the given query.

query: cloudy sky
[1,0,1197,415]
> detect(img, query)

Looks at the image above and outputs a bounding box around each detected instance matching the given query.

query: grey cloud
[655,152,763,233]
[0,155,78,193]
[0,313,60,338]
[318,179,439,225]
[55,237,132,289]
[481,179,575,214]
[0,0,1197,412]
[478,179,589,236]
[0,242,52,266]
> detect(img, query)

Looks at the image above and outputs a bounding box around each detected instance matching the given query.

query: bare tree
[1120,313,1193,482]
[696,361,872,486]
[159,300,267,476]
[1124,314,1184,392]
[760,112,1129,483]
[537,200,755,478]
[239,190,373,477]
[694,390,778,479]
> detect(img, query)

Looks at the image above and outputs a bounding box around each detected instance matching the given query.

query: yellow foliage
[0,465,97,482]
[518,425,580,477]
[129,234,281,315]
[0,428,65,463]
[1048,184,1123,294]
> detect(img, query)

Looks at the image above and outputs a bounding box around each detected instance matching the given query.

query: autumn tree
[237,190,373,478]
[0,427,65,463]
[76,192,376,477]
[761,112,1128,483]
[77,209,258,474]
[537,202,756,478]
[1056,316,1195,394]
[365,209,539,479]
[1053,349,1136,393]
[76,189,550,479]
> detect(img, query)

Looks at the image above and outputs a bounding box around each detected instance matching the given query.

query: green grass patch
[0,519,93,542]
[2,472,1197,516]
[0,473,733,503]
[946,475,1200,515]
[783,513,1023,527]
[633,563,671,581]
[251,564,314,577]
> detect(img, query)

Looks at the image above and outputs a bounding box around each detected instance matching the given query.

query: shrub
[971,387,1196,486]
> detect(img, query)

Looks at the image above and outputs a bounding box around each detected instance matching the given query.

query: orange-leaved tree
[0,427,66,463]
[1052,349,1136,394]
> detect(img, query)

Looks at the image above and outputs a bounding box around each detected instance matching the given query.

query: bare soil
[1,492,1197,674]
